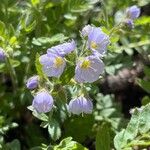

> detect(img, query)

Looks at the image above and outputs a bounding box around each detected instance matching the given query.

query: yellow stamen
[54,57,64,68]
[80,60,91,69]
[91,41,97,49]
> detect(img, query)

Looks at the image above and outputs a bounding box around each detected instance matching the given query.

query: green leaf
[31,0,40,6]
[114,104,150,149]
[54,137,88,150]
[20,12,36,33]
[30,146,42,150]
[35,53,44,78]
[105,65,115,75]
[96,123,111,150]
[139,104,150,134]
[110,35,119,43]
[25,20,36,33]
[144,66,150,77]
[5,139,21,150]
[48,119,61,141]
[114,129,126,150]
[49,34,68,43]
[142,96,150,106]
[137,78,150,93]
[10,59,20,68]
[0,63,6,72]
[32,34,68,46]
[32,111,49,122]
[114,109,140,149]
[135,16,150,25]
[9,36,17,46]
[60,65,75,84]
[64,115,94,143]
[0,21,5,35]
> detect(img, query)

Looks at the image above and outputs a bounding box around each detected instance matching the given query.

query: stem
[109,22,123,37]
[101,0,109,28]
[139,134,150,140]
[125,141,150,149]
[79,40,87,57]
[45,77,54,92]
[4,1,8,26]
[64,58,74,66]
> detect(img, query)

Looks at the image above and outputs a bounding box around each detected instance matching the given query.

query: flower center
[54,57,64,68]
[80,60,91,69]
[91,41,97,49]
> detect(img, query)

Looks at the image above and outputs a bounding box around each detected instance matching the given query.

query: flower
[47,40,76,57]
[68,96,93,115]
[81,25,93,37]
[126,5,140,20]
[75,55,104,83]
[88,27,110,56]
[124,19,134,29]
[39,53,66,78]
[32,91,54,113]
[0,48,5,61]
[26,75,39,90]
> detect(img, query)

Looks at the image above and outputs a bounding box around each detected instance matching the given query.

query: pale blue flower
[47,40,76,57]
[68,96,93,115]
[75,55,104,83]
[0,48,5,61]
[126,5,140,19]
[32,91,54,113]
[124,19,134,29]
[39,53,66,78]
[81,25,93,37]
[88,27,110,56]
[26,75,39,90]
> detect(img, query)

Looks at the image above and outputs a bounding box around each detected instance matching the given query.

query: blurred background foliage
[0,0,149,149]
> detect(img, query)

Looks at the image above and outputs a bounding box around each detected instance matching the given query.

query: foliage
[114,103,150,150]
[0,0,149,149]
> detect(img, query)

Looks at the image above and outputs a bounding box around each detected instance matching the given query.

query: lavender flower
[126,5,140,20]
[32,91,54,113]
[75,55,104,83]
[47,40,76,57]
[39,53,66,78]
[68,96,93,115]
[88,27,110,56]
[26,75,39,90]
[124,19,134,29]
[0,48,5,61]
[81,25,93,37]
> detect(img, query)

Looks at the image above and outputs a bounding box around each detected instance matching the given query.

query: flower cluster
[27,25,110,115]
[124,5,140,28]
[27,5,141,115]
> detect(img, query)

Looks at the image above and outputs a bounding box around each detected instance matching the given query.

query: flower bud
[81,25,93,37]
[26,76,39,90]
[124,19,134,29]
[32,91,54,113]
[68,96,93,115]
[126,5,140,20]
